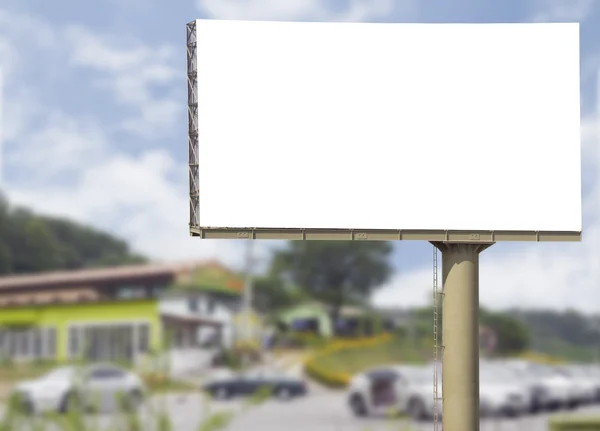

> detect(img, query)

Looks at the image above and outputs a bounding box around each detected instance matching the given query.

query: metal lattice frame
[187,20,200,230]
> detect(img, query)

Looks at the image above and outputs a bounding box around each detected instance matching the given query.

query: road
[2,391,599,431]
[223,392,600,431]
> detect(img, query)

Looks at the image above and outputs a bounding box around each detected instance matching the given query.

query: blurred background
[0,0,599,430]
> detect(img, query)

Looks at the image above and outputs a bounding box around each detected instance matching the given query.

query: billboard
[187,20,581,241]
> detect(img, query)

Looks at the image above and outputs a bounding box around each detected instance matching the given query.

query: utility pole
[241,240,254,343]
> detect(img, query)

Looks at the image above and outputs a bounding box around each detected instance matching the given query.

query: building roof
[169,261,244,295]
[0,260,203,292]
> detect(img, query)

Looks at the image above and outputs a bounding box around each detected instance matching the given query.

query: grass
[140,373,197,394]
[0,390,238,431]
[0,359,57,383]
[313,334,428,377]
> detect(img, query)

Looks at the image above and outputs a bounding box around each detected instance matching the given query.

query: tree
[251,275,307,315]
[270,241,394,322]
[510,308,600,360]
[0,193,147,275]
[480,308,531,355]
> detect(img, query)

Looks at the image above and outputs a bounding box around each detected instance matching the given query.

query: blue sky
[0,0,598,311]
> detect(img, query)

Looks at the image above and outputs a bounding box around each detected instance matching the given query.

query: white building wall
[158,295,237,349]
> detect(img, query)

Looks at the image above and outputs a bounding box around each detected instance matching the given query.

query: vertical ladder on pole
[433,245,443,431]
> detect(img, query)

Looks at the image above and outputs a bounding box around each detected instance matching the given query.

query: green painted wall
[0,299,161,361]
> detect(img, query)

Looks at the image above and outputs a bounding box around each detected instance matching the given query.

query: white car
[11,363,146,414]
[479,363,530,417]
[579,364,600,401]
[529,364,578,410]
[347,365,439,420]
[503,360,572,411]
[555,365,597,406]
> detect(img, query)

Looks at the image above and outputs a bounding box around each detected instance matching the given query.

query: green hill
[0,193,147,275]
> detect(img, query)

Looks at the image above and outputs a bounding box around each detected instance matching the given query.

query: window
[89,366,125,380]
[206,298,216,314]
[46,328,56,359]
[68,322,150,362]
[116,286,147,299]
[0,330,6,358]
[138,324,150,353]
[33,328,42,358]
[19,329,30,357]
[0,327,56,361]
[151,285,166,297]
[189,298,199,312]
[69,327,81,358]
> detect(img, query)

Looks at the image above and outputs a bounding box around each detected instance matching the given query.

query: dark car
[202,369,307,400]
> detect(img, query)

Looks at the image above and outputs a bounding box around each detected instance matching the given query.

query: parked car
[11,363,145,414]
[531,364,581,409]
[579,364,600,401]
[347,365,439,420]
[540,364,590,408]
[201,369,307,400]
[501,359,567,413]
[479,363,530,417]
[555,365,597,405]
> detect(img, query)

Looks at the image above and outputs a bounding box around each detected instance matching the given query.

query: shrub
[549,416,600,431]
[304,333,393,387]
[517,351,566,365]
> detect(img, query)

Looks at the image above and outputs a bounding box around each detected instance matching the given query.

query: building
[159,261,247,350]
[0,260,245,371]
[277,301,382,338]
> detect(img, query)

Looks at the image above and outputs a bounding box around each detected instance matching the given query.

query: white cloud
[7,112,107,178]
[373,107,600,313]
[64,26,182,139]
[8,145,281,272]
[196,0,413,22]
[532,0,595,22]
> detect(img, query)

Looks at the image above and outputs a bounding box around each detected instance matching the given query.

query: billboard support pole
[431,242,493,431]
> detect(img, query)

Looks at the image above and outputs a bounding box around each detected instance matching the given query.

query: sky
[0,0,598,312]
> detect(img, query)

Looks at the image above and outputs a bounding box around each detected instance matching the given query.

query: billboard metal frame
[189,227,581,242]
[187,20,200,229]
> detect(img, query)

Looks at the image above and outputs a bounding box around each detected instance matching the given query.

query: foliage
[0,193,147,275]
[480,308,531,355]
[517,350,566,365]
[274,332,330,350]
[270,241,393,319]
[511,308,600,362]
[549,415,600,431]
[212,345,262,370]
[303,333,426,388]
[409,305,531,356]
[252,274,308,314]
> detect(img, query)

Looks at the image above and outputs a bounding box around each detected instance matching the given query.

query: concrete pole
[431,242,493,431]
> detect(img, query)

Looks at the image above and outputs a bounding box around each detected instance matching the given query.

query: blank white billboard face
[193,20,581,232]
